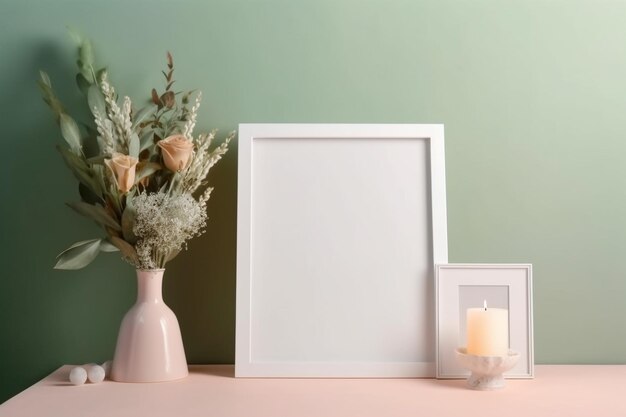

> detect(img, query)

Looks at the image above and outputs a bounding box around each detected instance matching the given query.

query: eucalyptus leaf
[76,73,91,95]
[139,131,155,151]
[109,236,138,264]
[121,204,138,244]
[79,38,94,69]
[108,183,121,213]
[97,68,107,82]
[126,187,137,200]
[66,201,122,231]
[39,82,53,104]
[57,145,88,173]
[100,239,119,253]
[57,145,100,195]
[77,61,94,83]
[72,32,95,83]
[132,104,157,129]
[66,26,84,47]
[38,73,65,119]
[151,89,162,107]
[79,182,103,205]
[160,91,175,108]
[39,71,51,88]
[81,122,99,138]
[181,90,196,105]
[54,239,101,270]
[86,155,107,165]
[129,133,140,158]
[96,136,106,153]
[87,84,106,117]
[59,113,82,154]
[135,162,161,183]
[81,134,101,160]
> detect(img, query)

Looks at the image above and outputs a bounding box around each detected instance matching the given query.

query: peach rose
[105,153,138,193]
[157,134,194,172]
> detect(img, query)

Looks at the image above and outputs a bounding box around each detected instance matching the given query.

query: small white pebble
[87,365,105,383]
[102,360,112,377]
[69,367,87,385]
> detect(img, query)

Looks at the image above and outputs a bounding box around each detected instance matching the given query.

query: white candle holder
[455,348,520,390]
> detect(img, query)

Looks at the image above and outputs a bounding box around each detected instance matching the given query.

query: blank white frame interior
[236,124,448,377]
[435,263,534,379]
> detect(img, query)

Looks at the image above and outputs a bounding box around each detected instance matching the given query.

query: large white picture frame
[435,264,534,379]
[236,124,448,377]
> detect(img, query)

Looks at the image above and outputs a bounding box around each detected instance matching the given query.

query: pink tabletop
[1,365,625,417]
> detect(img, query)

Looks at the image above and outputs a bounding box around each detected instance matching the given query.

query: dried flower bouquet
[39,35,234,270]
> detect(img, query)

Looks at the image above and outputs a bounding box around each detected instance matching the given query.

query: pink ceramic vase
[111,269,188,382]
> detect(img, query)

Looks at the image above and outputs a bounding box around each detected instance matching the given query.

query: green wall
[2,0,626,402]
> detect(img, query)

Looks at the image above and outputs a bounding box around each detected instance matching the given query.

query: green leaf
[160,91,175,109]
[79,38,94,69]
[132,104,157,130]
[129,133,140,158]
[181,90,196,105]
[59,113,82,154]
[100,239,119,253]
[66,201,122,231]
[79,182,103,205]
[121,203,138,244]
[135,162,161,183]
[68,27,95,82]
[139,131,155,151]
[96,68,107,82]
[38,72,65,119]
[76,73,91,95]
[84,122,99,136]
[57,145,100,195]
[81,122,99,138]
[39,71,51,87]
[109,236,138,264]
[66,26,83,45]
[86,155,107,165]
[77,64,94,84]
[151,89,162,108]
[87,84,106,117]
[54,239,101,270]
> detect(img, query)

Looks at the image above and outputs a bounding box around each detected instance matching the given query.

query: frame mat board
[435,264,534,379]
[236,124,448,377]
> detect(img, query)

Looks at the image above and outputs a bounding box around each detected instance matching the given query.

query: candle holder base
[455,348,520,390]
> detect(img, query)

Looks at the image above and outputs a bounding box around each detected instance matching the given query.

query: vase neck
[136,269,165,303]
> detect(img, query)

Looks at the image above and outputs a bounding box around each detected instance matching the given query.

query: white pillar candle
[466,301,509,356]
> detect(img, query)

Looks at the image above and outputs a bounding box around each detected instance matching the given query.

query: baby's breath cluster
[132,192,207,269]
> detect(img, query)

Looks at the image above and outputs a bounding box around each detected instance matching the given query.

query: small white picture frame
[236,123,448,377]
[435,264,534,379]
